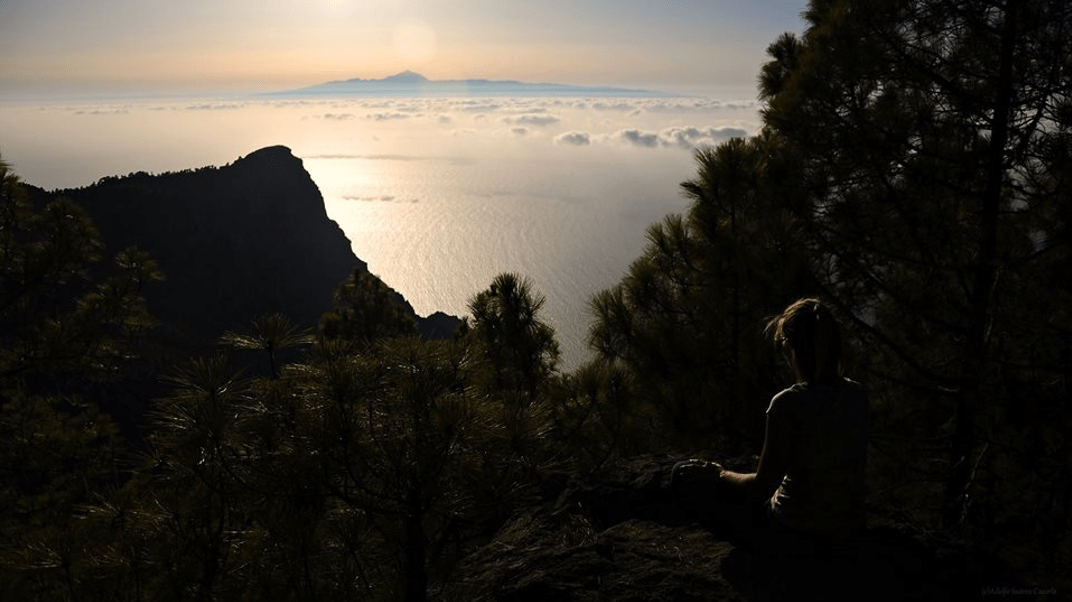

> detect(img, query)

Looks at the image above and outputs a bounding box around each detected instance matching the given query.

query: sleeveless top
[766,378,868,539]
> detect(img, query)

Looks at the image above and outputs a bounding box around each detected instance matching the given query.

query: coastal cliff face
[50,146,383,346]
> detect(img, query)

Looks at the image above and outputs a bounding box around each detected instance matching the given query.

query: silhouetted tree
[0,157,161,387]
[759,0,1072,538]
[141,353,253,601]
[467,273,560,398]
[319,267,418,346]
[588,135,812,450]
[0,154,162,601]
[551,360,650,468]
[297,336,552,602]
[219,312,314,378]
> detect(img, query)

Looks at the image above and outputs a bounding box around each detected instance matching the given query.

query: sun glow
[394,20,439,67]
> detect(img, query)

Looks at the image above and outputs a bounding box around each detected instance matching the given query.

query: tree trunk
[942,0,1019,530]
[403,488,428,602]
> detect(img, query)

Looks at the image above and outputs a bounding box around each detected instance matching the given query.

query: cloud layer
[554,131,591,146]
[503,113,561,127]
[555,126,748,150]
[615,126,750,149]
[62,94,760,156]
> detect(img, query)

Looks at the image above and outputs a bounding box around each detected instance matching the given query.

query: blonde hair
[765,298,843,383]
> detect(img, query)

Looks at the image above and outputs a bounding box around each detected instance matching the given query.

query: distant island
[263,70,676,98]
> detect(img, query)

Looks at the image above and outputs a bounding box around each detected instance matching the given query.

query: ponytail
[766,298,843,383]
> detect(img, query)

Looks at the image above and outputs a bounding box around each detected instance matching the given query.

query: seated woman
[672,298,869,545]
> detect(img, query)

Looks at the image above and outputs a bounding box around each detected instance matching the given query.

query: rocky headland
[40,145,456,347]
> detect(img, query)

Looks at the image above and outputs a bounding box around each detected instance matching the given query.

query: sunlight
[394,20,438,66]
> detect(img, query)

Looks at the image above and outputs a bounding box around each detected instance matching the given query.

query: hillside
[40,145,456,348]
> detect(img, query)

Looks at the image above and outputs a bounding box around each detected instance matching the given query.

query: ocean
[0,93,761,368]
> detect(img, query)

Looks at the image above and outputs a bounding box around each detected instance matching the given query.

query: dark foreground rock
[440,455,1012,602]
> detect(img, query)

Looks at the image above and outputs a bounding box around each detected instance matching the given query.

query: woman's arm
[720,411,792,499]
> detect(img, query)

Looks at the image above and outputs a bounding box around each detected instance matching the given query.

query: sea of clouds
[123,94,763,159]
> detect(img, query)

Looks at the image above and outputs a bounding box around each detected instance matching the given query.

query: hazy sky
[1,0,810,97]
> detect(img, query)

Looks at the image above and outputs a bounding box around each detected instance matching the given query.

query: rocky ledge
[441,455,1011,602]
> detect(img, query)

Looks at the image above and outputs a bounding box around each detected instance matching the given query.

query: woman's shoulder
[767,384,805,416]
[768,378,867,412]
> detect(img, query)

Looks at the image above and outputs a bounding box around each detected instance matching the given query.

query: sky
[1,0,810,98]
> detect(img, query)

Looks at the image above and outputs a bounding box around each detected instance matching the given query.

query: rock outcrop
[442,455,1008,601]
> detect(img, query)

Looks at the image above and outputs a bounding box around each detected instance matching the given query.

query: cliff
[48,145,455,347]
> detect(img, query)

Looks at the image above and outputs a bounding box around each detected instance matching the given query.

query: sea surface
[0,92,761,368]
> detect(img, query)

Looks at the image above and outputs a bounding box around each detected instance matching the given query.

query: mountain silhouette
[265,71,673,98]
[37,146,458,349]
[379,70,430,84]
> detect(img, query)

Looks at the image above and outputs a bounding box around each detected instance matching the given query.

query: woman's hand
[671,458,725,489]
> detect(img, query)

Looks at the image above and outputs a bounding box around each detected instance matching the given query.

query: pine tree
[467,273,560,398]
[588,134,812,450]
[757,0,1072,559]
[220,312,314,378]
[0,153,163,600]
[318,267,418,346]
